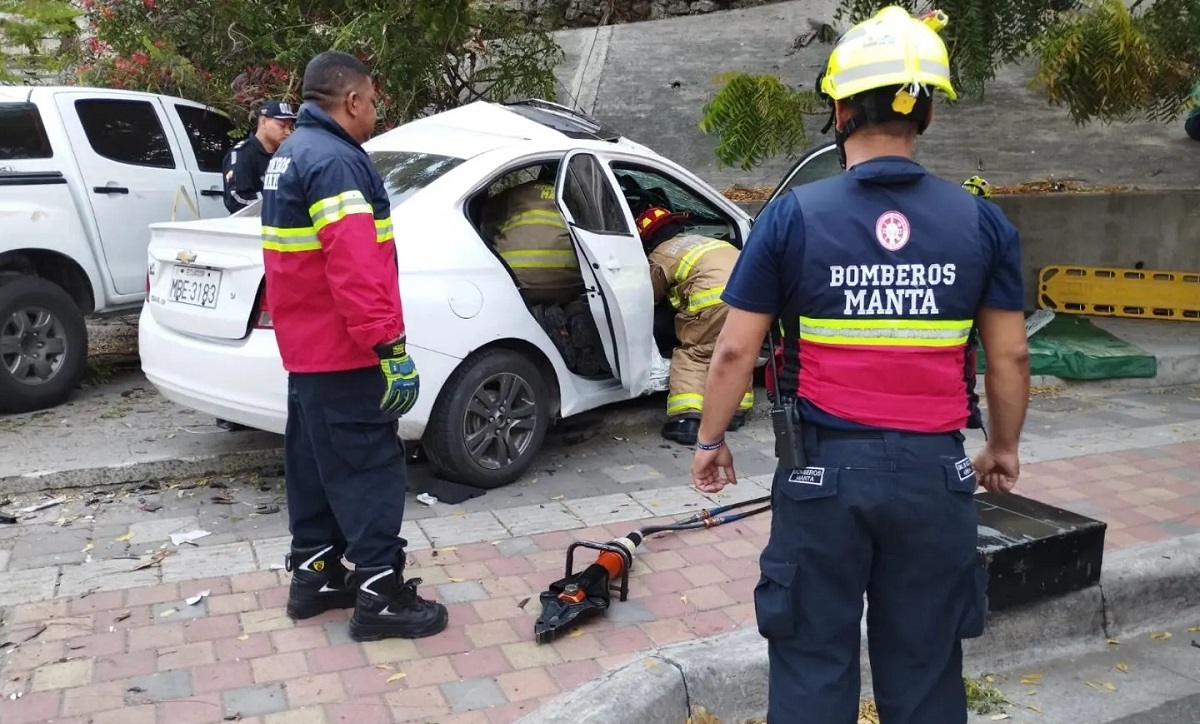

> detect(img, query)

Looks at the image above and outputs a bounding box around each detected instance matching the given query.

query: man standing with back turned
[260,50,448,642]
[689,7,1030,724]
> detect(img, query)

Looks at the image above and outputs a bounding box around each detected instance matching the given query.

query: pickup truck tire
[0,276,88,414]
[423,349,550,490]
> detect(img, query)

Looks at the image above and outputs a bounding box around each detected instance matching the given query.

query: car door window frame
[605,158,745,247]
[171,102,239,174]
[73,97,179,170]
[558,152,633,236]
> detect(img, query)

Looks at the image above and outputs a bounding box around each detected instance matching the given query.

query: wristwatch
[373,335,406,359]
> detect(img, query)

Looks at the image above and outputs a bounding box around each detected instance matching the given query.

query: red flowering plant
[6,0,563,133]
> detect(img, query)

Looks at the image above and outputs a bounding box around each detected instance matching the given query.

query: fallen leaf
[1116,662,1129,673]
[567,628,583,638]
[115,532,133,542]
[81,542,94,554]
[1150,631,1172,641]
[1107,639,1121,646]
[680,595,689,604]
[1188,626,1200,633]
[159,608,177,618]
[447,577,464,583]
[984,675,996,683]
[374,665,393,670]
[990,715,1010,721]
[385,672,406,683]
[236,635,249,641]
[550,495,565,501]
[1028,705,1042,713]
[1102,682,1117,691]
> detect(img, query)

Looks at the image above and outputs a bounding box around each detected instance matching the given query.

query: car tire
[0,276,88,414]
[424,348,551,490]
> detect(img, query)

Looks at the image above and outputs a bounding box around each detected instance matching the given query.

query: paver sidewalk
[3,441,1200,724]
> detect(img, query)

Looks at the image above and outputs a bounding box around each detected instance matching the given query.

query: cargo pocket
[956,564,990,640]
[754,557,799,640]
[324,408,402,473]
[779,465,840,503]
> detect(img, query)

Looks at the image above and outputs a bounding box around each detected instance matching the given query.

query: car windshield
[233,150,464,218]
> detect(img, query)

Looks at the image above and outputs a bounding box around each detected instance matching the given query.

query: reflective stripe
[674,240,727,283]
[263,225,320,253]
[685,285,726,312]
[667,393,703,416]
[500,249,579,269]
[375,217,394,244]
[828,59,950,88]
[739,391,754,411]
[308,191,374,231]
[499,209,567,234]
[798,316,972,347]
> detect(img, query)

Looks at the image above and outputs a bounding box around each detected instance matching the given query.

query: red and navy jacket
[259,104,402,373]
[727,157,1024,433]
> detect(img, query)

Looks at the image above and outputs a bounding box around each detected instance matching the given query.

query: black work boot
[284,544,357,620]
[726,412,748,432]
[662,417,700,446]
[348,556,449,641]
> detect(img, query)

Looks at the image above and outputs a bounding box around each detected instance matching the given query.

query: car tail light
[254,293,273,329]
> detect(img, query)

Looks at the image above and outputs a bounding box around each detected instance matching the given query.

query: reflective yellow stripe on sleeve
[375,217,394,244]
[500,249,579,270]
[684,285,726,313]
[673,240,728,283]
[798,316,973,347]
[262,225,320,253]
[308,191,374,232]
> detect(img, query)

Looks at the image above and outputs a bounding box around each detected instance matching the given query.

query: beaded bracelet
[696,438,725,451]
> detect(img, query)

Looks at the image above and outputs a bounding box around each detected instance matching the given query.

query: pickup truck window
[0,103,53,160]
[74,98,175,169]
[175,104,240,173]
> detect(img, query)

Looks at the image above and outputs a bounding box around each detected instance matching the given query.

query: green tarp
[976,314,1157,380]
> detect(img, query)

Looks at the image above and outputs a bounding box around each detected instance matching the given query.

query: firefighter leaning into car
[221,100,297,214]
[636,206,753,446]
[259,50,447,643]
[688,8,1030,724]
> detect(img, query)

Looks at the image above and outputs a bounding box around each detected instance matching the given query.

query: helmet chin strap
[821,106,867,170]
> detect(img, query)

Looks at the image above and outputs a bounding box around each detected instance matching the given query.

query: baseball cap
[257,100,297,120]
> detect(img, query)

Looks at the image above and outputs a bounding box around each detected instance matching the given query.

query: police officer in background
[222,100,297,213]
[689,7,1031,723]
[260,50,447,642]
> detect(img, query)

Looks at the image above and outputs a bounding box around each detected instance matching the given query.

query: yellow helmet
[962,175,992,198]
[819,6,957,112]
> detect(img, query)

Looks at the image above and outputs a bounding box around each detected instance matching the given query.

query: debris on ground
[417,493,439,506]
[169,530,211,546]
[720,178,1144,202]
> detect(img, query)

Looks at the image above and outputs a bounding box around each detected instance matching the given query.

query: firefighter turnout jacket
[259,104,403,373]
[721,157,1024,433]
[647,233,751,417]
[487,181,584,306]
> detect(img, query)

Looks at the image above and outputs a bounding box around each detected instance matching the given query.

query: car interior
[463,156,745,373]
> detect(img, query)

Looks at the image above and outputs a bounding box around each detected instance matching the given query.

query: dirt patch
[85,314,140,386]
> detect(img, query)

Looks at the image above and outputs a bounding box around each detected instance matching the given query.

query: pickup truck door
[162,99,240,218]
[53,91,197,296]
[553,150,656,396]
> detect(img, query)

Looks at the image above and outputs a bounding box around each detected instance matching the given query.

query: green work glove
[373,336,419,416]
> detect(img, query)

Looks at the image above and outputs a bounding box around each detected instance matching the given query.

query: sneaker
[349,556,449,641]
[284,544,357,620]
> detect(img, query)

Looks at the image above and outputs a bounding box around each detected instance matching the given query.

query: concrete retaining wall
[737,191,1200,309]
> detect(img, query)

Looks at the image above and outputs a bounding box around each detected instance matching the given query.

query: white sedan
[139,99,840,488]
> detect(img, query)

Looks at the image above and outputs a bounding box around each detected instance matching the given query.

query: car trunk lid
[145,216,265,341]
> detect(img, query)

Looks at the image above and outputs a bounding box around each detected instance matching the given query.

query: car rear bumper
[138,310,459,440]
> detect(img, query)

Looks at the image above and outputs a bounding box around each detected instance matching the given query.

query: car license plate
[169,264,222,309]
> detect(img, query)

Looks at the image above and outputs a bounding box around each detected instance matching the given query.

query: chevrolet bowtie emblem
[176,250,197,264]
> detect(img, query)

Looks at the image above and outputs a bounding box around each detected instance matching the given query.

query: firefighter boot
[348,554,449,641]
[662,417,700,446]
[285,545,358,620]
[726,412,748,432]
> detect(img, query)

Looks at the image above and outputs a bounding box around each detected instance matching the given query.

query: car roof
[364,99,653,160]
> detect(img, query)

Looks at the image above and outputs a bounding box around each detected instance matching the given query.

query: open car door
[761,141,842,214]
[554,150,656,395]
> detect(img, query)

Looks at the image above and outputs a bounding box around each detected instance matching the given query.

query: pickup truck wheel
[0,277,88,414]
[424,349,550,490]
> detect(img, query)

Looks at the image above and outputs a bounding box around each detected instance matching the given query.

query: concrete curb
[0,447,285,496]
[517,533,1200,724]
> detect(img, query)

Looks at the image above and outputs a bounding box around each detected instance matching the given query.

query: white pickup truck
[0,85,241,413]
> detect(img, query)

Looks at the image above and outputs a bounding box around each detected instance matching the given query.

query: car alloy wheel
[1,304,69,385]
[462,371,539,471]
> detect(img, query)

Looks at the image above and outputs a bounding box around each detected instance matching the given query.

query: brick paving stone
[1,439,1198,722]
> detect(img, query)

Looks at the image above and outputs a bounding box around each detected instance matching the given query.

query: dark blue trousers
[755,427,988,724]
[285,367,408,569]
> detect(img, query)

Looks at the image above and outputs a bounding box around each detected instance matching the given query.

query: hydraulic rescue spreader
[533,495,772,644]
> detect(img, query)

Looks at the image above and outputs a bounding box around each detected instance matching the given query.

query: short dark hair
[302,51,371,111]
